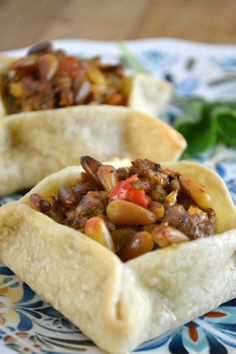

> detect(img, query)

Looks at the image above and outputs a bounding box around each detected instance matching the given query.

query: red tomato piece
[109,175,150,208]
[58,56,81,76]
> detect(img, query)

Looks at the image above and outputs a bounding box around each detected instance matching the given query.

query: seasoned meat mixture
[1,42,128,114]
[30,156,216,261]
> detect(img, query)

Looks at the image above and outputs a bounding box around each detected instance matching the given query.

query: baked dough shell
[1,160,235,353]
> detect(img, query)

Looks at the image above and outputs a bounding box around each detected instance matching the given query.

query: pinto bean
[29,193,51,213]
[106,200,156,225]
[118,231,154,261]
[111,227,136,252]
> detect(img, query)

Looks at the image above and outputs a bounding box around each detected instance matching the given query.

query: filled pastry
[0,41,172,117]
[0,156,235,353]
[0,42,182,197]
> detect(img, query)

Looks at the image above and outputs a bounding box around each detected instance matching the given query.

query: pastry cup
[0,160,235,353]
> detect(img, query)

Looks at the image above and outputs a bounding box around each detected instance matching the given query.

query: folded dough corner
[0,160,236,353]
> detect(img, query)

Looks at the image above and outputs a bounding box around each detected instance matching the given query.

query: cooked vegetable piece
[109,175,150,208]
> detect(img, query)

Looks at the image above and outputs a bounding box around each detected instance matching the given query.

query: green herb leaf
[173,98,236,157]
[175,113,218,157]
[217,108,236,147]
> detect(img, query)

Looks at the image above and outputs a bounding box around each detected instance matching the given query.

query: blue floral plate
[1,38,236,354]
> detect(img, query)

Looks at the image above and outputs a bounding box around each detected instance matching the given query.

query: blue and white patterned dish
[1,38,236,354]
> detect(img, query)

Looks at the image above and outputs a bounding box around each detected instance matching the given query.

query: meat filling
[29,156,216,261]
[1,42,128,114]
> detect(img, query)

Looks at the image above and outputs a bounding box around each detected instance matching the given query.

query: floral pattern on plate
[1,38,236,354]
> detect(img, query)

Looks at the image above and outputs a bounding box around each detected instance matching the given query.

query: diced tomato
[109,175,150,208]
[57,56,82,76]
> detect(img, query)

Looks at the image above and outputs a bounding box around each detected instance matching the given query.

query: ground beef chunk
[72,179,97,201]
[117,167,129,181]
[130,159,171,189]
[71,191,108,229]
[163,204,216,239]
[188,208,216,239]
[162,204,191,233]
[48,196,66,224]
[130,159,160,177]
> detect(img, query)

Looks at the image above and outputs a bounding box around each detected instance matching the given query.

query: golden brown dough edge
[1,160,235,353]
[0,105,186,196]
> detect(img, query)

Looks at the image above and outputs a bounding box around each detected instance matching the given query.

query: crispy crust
[0,160,236,353]
[0,105,186,196]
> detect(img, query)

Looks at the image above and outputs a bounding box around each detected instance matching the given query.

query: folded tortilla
[0,105,186,196]
[0,160,235,353]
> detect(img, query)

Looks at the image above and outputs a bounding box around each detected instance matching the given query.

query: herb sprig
[173,98,236,157]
